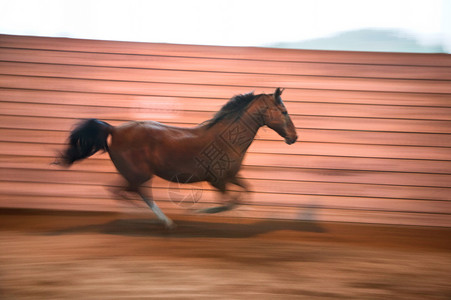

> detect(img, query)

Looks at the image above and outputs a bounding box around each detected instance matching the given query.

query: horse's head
[259,88,297,145]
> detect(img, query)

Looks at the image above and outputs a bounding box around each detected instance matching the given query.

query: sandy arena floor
[0,209,450,299]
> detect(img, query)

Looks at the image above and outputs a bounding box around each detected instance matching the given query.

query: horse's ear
[274,88,285,101]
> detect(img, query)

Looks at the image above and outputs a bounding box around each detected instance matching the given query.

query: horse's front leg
[138,184,176,229]
[228,177,250,204]
[198,180,237,214]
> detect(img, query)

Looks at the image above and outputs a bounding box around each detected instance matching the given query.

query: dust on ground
[0,209,450,299]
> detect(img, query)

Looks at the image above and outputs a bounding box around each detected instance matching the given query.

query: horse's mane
[203,92,260,128]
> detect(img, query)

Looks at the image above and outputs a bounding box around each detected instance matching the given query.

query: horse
[55,88,297,228]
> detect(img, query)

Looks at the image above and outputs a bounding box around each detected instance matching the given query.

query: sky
[0,0,449,52]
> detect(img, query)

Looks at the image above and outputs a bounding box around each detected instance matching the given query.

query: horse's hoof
[197,204,236,214]
[164,221,177,230]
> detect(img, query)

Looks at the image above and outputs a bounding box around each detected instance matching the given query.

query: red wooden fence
[0,34,450,226]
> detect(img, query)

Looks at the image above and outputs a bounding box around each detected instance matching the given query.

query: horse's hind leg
[109,150,175,228]
[138,185,176,229]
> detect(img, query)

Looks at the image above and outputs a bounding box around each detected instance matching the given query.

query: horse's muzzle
[285,136,297,145]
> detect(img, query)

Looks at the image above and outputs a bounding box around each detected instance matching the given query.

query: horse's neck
[208,106,263,156]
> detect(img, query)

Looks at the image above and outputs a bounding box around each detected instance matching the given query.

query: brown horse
[56,88,297,228]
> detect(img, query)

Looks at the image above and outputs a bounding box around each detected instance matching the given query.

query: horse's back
[108,121,207,180]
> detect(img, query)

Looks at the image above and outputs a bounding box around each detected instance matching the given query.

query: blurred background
[0,0,450,226]
[0,1,450,299]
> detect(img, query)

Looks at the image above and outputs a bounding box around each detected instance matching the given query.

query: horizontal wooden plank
[2,34,450,67]
[295,116,451,133]
[246,153,451,175]
[1,167,450,201]
[3,148,451,175]
[242,167,451,188]
[2,76,450,111]
[238,205,451,227]
[1,168,450,213]
[2,87,451,107]
[0,155,117,172]
[2,48,451,80]
[0,128,67,143]
[2,114,448,148]
[0,187,448,216]
[291,102,451,120]
[249,180,451,201]
[2,62,451,93]
[2,142,451,175]
[298,129,451,147]
[1,136,450,160]
[242,205,451,227]
[3,152,450,176]
[0,115,125,131]
[2,156,451,188]
[0,179,449,217]
[2,101,451,135]
[2,103,451,134]
[2,127,450,149]
[250,141,451,160]
[0,176,450,215]
[0,194,119,211]
[3,91,451,121]
[0,100,199,124]
[2,194,450,227]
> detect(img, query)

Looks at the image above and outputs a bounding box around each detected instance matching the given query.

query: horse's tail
[55,118,113,167]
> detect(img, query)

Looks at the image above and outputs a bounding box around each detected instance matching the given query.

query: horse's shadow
[46,216,326,238]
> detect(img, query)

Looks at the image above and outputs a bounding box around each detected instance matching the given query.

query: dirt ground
[0,209,450,299]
